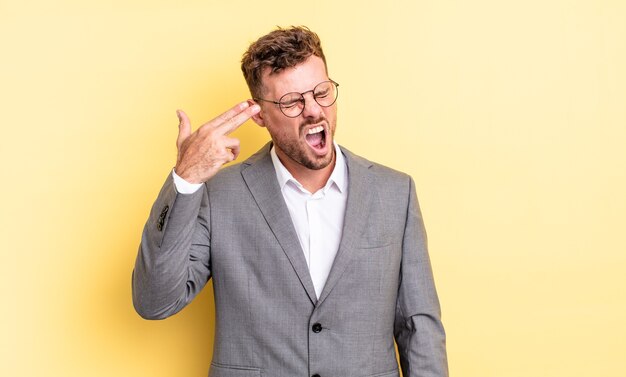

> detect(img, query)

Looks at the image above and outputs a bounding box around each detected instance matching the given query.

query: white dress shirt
[269,143,348,298]
[172,143,349,299]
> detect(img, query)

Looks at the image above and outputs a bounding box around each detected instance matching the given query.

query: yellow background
[1,1,625,376]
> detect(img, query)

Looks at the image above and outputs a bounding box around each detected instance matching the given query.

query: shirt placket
[307,191,325,298]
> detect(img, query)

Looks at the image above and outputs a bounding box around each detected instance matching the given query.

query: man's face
[253,55,337,172]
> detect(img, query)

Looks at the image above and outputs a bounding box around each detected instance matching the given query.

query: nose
[300,91,323,119]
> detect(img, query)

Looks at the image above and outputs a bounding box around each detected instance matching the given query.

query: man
[133,26,448,377]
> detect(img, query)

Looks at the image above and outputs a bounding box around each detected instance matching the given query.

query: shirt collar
[270,142,347,195]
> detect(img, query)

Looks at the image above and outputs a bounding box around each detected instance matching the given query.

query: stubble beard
[272,116,336,171]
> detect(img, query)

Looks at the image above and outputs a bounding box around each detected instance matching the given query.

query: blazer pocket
[356,240,397,250]
[209,362,261,377]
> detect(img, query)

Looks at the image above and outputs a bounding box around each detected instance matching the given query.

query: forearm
[132,104,256,319]
[132,173,211,319]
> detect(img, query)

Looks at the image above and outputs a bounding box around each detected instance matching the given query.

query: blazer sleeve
[394,177,448,377]
[132,173,212,320]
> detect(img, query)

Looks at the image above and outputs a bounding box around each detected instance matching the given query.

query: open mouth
[305,125,327,151]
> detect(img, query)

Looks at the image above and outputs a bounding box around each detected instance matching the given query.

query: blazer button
[312,323,322,333]
[312,374,321,377]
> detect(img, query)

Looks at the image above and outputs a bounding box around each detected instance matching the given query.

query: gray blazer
[133,144,448,377]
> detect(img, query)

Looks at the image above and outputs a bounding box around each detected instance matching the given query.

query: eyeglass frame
[253,79,339,118]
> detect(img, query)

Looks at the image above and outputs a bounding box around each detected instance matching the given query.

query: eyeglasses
[254,80,339,118]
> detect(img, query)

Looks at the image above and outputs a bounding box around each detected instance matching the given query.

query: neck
[276,149,336,193]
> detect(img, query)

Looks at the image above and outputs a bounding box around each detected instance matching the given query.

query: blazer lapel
[317,147,374,305]
[241,143,318,305]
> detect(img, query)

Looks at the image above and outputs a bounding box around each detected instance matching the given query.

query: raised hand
[174,102,260,184]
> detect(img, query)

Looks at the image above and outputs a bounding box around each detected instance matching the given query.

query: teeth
[307,126,324,135]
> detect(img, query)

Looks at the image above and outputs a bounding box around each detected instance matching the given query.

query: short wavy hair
[241,26,327,99]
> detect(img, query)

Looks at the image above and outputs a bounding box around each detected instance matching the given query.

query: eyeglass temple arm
[252,98,280,105]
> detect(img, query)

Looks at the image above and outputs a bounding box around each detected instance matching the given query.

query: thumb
[176,109,191,150]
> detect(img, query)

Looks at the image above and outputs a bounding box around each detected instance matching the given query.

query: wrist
[172,168,203,194]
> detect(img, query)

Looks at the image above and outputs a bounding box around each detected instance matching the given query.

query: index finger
[217,102,261,135]
[202,102,254,130]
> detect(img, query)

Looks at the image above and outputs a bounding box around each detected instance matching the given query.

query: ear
[247,99,266,127]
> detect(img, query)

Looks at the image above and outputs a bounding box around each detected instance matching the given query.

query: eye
[314,81,334,98]
[280,94,302,108]
[314,88,330,98]
[281,99,300,108]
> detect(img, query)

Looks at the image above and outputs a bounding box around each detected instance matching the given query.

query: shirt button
[312,323,322,333]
